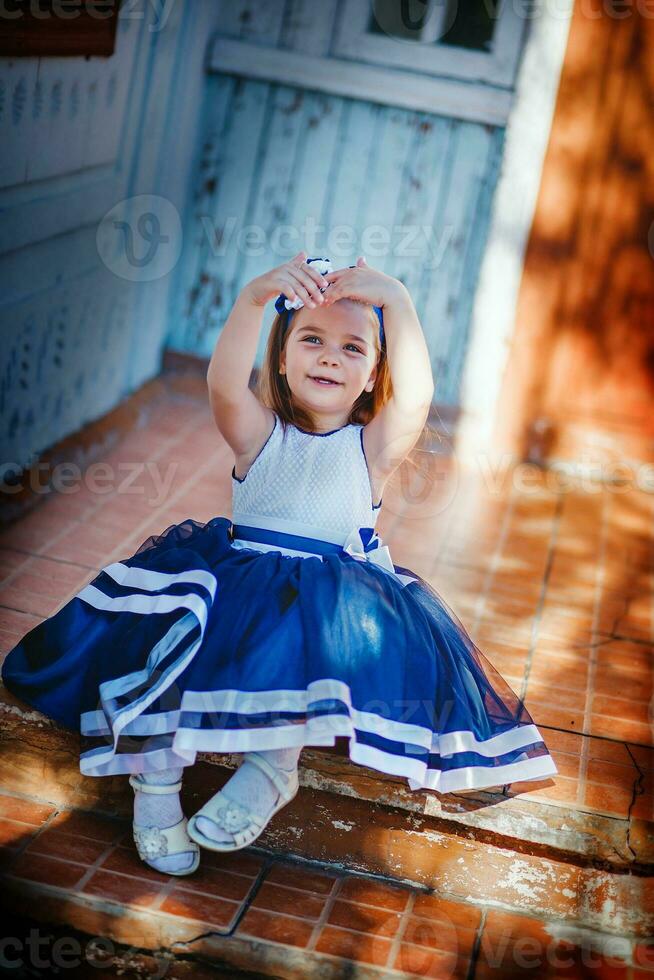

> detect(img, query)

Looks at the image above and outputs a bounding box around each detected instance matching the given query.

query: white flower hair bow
[275,257,333,313]
[274,256,385,345]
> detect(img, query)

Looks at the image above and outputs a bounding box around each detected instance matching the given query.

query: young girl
[1,252,558,877]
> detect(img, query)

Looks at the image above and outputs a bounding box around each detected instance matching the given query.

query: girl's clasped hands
[244,251,405,313]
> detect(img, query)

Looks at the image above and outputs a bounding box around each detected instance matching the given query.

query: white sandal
[129,774,200,876]
[186,751,299,853]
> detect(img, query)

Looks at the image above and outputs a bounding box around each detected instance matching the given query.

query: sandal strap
[188,775,300,852]
[244,751,299,802]
[195,789,266,832]
[132,815,199,862]
[129,774,183,795]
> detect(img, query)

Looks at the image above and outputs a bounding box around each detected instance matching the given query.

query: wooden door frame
[454,1,575,468]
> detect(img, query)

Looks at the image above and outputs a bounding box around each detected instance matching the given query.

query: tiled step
[1,793,653,980]
[2,692,651,872]
[1,697,653,944]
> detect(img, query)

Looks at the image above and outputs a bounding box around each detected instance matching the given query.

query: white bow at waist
[342,526,395,573]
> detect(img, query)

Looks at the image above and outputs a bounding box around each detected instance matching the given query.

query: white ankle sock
[196,746,301,845]
[133,766,195,873]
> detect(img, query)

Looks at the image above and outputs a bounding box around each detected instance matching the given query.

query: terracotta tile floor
[0,790,652,978]
[0,380,652,825]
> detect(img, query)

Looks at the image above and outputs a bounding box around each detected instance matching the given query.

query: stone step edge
[287,748,649,870]
[0,862,651,980]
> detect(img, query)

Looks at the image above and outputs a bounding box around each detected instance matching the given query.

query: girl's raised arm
[206,251,329,403]
[322,258,434,481]
[206,252,329,457]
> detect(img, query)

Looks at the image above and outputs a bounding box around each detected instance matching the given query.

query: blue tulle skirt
[1,516,558,794]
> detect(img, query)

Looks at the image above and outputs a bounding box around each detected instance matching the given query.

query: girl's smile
[309,375,342,386]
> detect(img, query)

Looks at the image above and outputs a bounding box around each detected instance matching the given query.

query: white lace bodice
[231,413,382,546]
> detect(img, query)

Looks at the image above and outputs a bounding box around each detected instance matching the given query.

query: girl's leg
[195,745,302,845]
[133,766,197,874]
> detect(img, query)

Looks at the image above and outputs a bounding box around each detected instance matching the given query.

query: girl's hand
[242,251,330,310]
[322,257,406,309]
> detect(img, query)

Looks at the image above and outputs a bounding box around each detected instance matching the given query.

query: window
[0,0,119,57]
[368,0,499,52]
[334,0,525,88]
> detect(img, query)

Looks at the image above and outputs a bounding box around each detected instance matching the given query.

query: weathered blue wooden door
[169,0,528,408]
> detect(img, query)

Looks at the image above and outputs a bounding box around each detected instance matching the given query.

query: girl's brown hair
[256,301,442,471]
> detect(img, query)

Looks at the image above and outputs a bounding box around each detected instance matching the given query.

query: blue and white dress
[1,413,558,794]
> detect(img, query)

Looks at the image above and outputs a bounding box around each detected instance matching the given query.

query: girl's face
[279,300,379,419]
